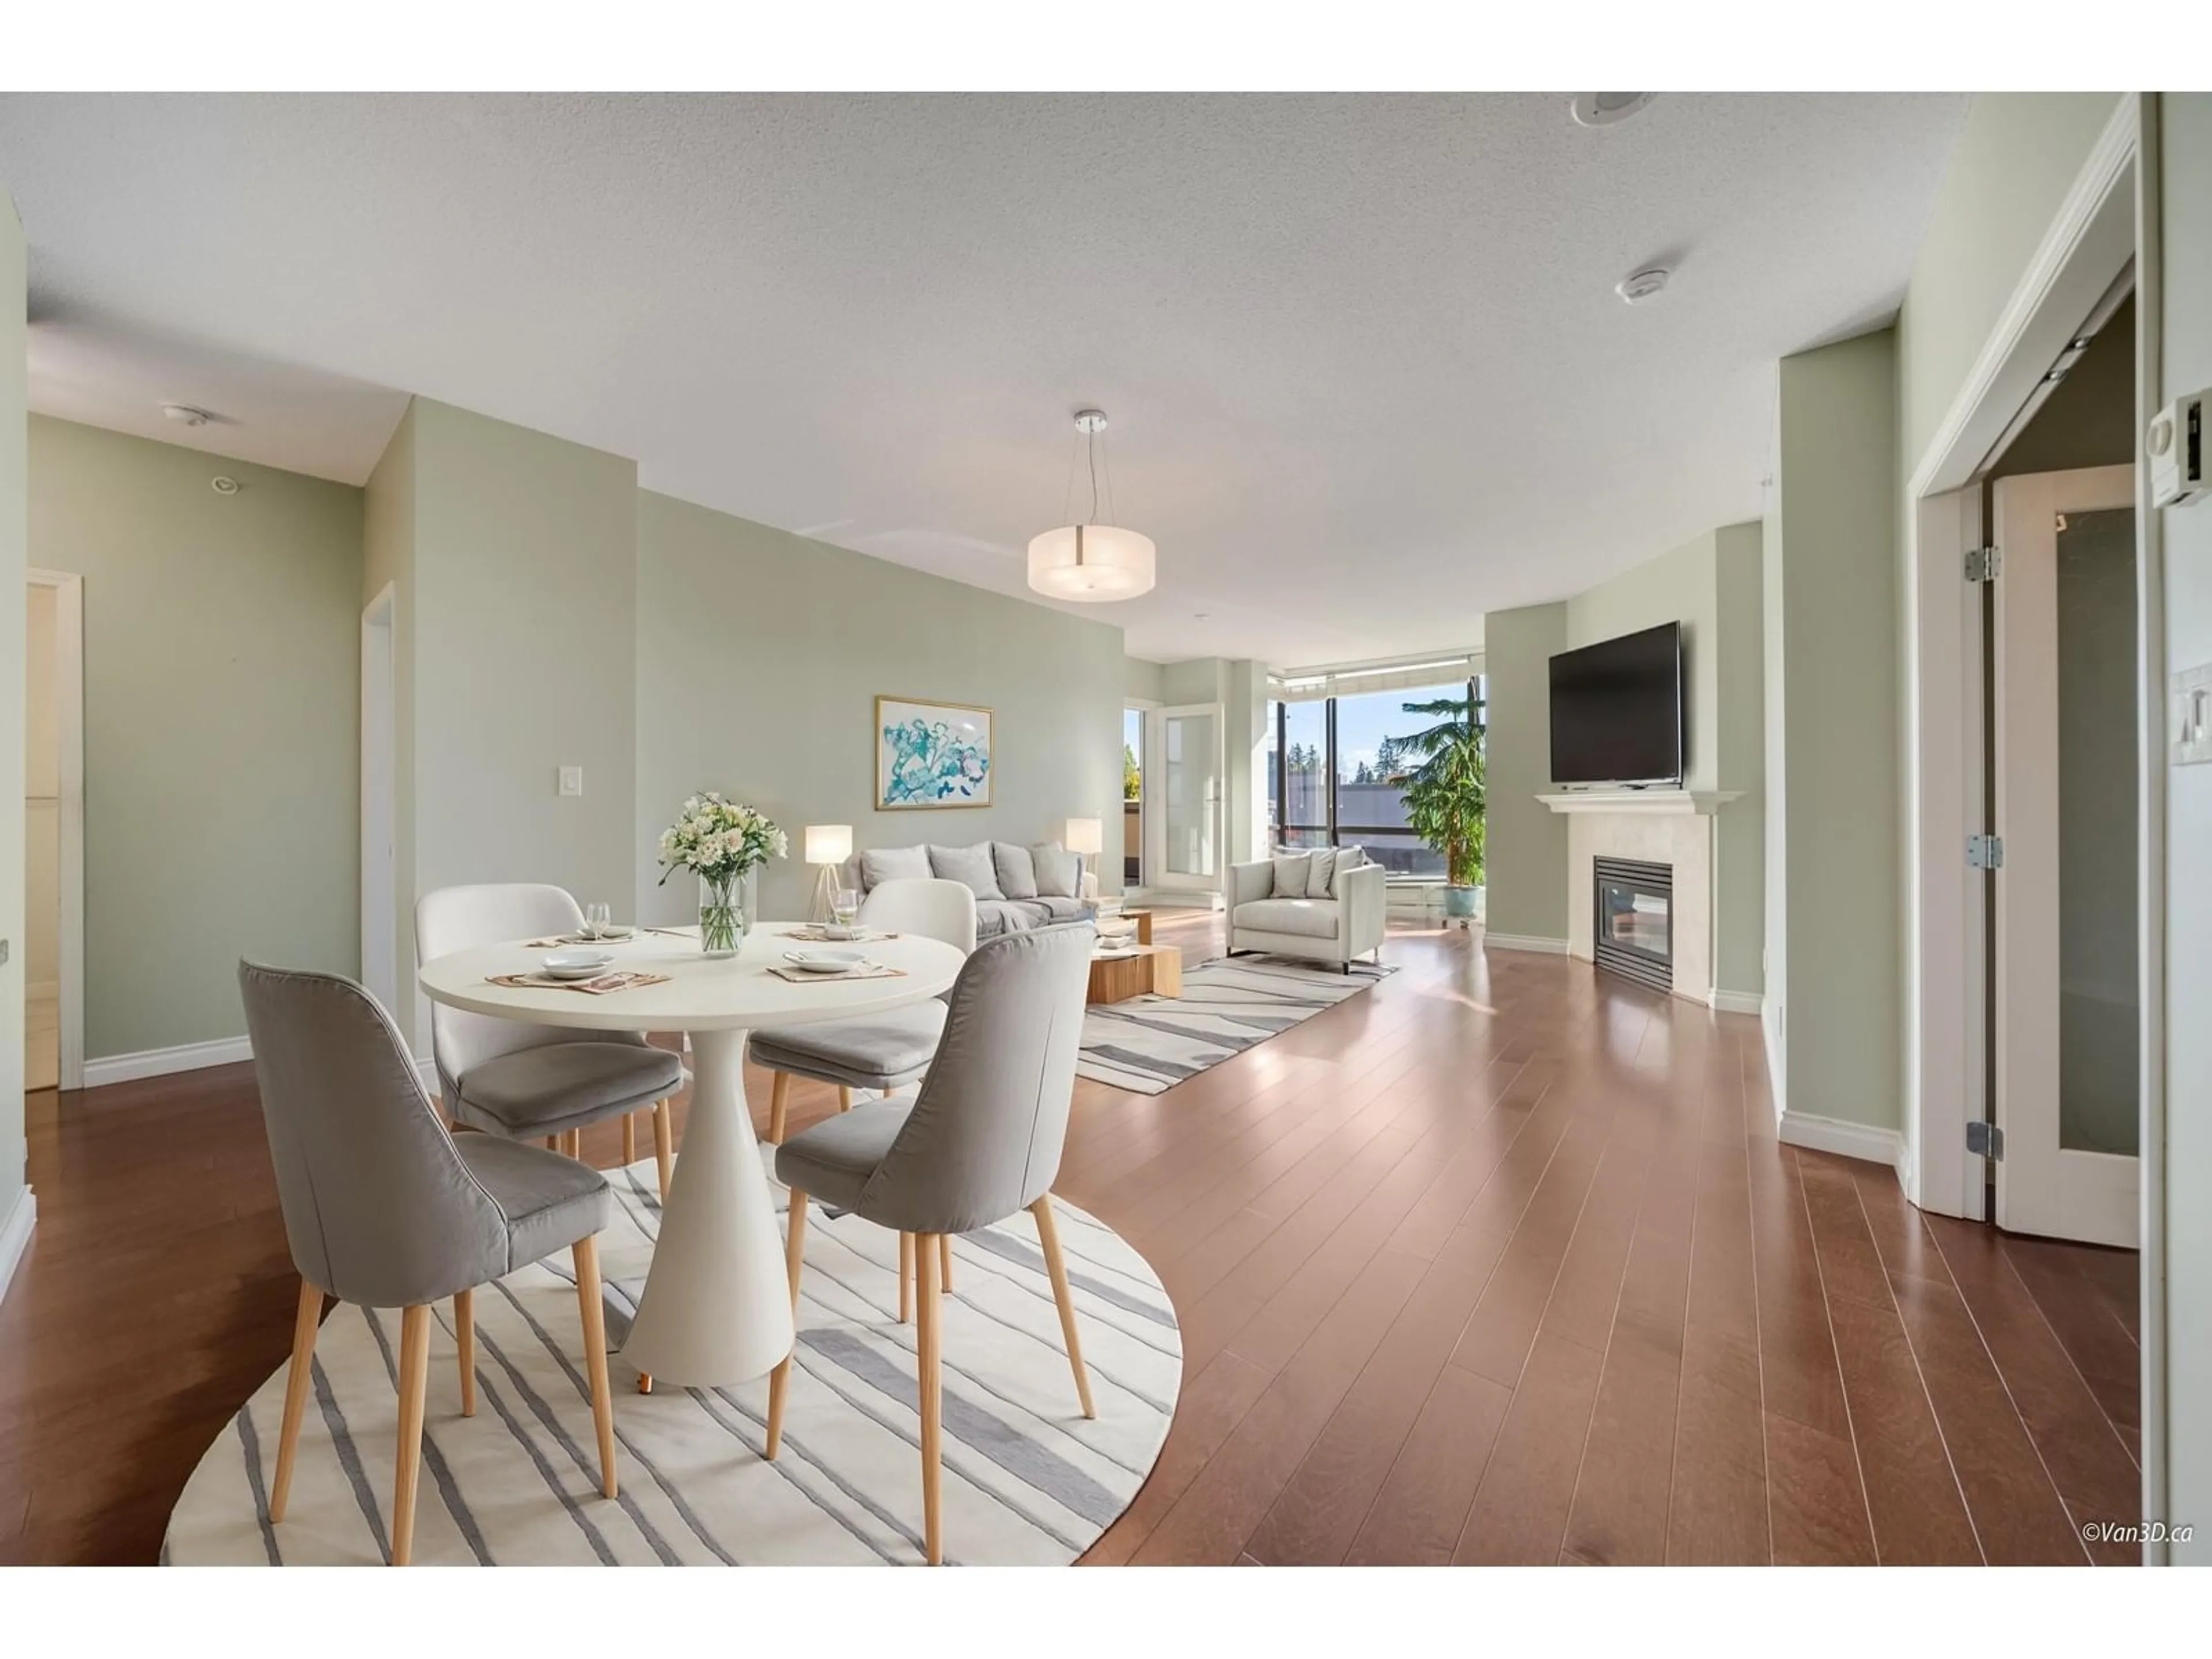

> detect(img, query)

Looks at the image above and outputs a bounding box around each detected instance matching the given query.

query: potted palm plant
[1387,692,1486,919]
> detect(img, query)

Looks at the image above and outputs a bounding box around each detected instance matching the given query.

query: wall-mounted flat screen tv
[1548,621,1685,785]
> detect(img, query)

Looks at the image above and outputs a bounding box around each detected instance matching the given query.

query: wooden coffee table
[1086,942,1181,1005]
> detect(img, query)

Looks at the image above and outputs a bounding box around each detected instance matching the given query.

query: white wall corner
[1777,1108,1908,1179]
[0,1184,36,1312]
[1481,931,1570,956]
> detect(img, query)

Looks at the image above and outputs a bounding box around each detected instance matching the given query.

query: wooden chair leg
[836,1084,854,1113]
[269,1279,323,1523]
[571,1236,619,1499]
[622,1111,637,1168]
[766,1188,809,1461]
[652,1099,674,1200]
[455,1287,476,1416]
[768,1071,791,1142]
[392,1304,431,1566]
[899,1232,914,1324]
[916,1232,944,1565]
[1031,1197,1096,1419]
[938,1233,953,1293]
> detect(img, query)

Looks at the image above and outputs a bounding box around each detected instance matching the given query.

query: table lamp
[1065,816,1104,903]
[805,824,853,923]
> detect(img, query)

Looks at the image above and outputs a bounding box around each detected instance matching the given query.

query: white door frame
[361,584,398,1016]
[1145,702,1225,900]
[1901,92,2164,1553]
[1122,696,1160,899]
[1992,465,2139,1245]
[25,569,85,1093]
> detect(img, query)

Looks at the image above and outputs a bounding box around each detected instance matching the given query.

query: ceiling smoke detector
[1571,93,1657,127]
[1616,267,1671,304]
[162,403,216,427]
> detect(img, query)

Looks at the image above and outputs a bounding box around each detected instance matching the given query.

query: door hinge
[1964,546,2002,582]
[1967,1120,2005,1161]
[1967,833,2005,869]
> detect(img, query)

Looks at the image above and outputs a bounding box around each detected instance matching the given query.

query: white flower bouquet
[657,792,789,956]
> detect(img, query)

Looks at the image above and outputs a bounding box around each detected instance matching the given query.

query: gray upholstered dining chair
[751,877,979,1313]
[762,923,1097,1566]
[238,961,619,1566]
[416,884,685,1196]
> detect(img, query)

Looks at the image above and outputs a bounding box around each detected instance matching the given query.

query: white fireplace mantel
[1537,789,1743,817]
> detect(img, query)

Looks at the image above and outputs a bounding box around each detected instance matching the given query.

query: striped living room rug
[162,1158,1180,1566]
[1077,953,1396,1096]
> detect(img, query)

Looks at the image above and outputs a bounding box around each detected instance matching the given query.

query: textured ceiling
[0,92,1966,665]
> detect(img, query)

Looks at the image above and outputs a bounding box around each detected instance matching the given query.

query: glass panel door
[1151,703,1222,891]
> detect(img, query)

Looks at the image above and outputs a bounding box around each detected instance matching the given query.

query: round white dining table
[418,922,966,1388]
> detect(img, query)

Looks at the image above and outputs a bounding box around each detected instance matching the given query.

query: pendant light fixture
[1028,409,1156,601]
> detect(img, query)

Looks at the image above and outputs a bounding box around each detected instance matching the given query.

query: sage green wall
[405,400,639,957]
[2158,89,2212,1565]
[1124,657,1164,703]
[1480,603,1568,944]
[634,490,1127,922]
[2,190,28,1240]
[1770,328,1900,1130]
[1565,531,1719,791]
[1897,93,2125,470]
[1713,523,1766,999]
[28,416,363,1057]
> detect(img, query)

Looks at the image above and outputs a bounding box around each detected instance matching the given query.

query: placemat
[488,971,672,994]
[521,933,637,948]
[766,963,908,984]
[776,925,902,943]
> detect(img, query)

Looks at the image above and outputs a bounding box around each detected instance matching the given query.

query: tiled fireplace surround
[1565,809,1711,1002]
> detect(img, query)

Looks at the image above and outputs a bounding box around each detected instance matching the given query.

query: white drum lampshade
[1065,816,1104,901]
[805,824,854,923]
[1026,523,1156,601]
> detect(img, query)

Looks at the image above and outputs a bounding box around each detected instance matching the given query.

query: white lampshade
[804,824,853,865]
[1027,523,1156,602]
[1063,816,1104,857]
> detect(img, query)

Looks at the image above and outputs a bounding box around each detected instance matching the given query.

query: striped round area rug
[162,1156,1180,1566]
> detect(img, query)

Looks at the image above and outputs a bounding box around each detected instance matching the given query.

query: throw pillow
[1271,849,1314,899]
[859,844,930,889]
[1332,846,1368,897]
[1032,841,1081,898]
[1306,847,1339,893]
[993,841,1040,900]
[929,842,1005,900]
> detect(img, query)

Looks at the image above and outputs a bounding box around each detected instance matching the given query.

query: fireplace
[1593,857,1673,992]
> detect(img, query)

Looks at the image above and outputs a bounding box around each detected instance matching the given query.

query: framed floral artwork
[876,696,994,809]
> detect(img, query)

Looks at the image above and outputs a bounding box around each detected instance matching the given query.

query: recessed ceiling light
[1616,267,1671,304]
[162,403,216,427]
[1571,93,1657,127]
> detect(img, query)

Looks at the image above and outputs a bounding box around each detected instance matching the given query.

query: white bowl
[783,948,869,975]
[541,949,615,980]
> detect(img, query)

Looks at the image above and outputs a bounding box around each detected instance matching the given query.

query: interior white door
[1992,464,2139,1245]
[1147,703,1223,895]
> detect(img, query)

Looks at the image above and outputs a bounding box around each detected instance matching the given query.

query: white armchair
[1226,856,1387,972]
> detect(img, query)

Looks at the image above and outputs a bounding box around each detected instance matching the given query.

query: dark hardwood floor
[0,914,2141,1565]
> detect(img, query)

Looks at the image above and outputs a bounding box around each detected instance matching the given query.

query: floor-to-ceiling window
[1264,668,1485,878]
[1122,708,1143,885]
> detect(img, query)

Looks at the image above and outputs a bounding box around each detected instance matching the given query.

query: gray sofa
[840,840,1092,940]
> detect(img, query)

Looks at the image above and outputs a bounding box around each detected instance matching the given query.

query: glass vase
[699,872,745,958]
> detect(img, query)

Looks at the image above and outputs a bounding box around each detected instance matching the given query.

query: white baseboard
[0,1185,36,1311]
[1778,1108,1907,1176]
[84,1034,253,1090]
[1482,932,1570,955]
[1707,988,1764,1017]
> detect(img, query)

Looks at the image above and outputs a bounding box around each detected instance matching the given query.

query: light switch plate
[2173,663,2212,766]
[558,766,584,797]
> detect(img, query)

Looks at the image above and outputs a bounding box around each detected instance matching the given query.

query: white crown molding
[83,1035,253,1090]
[1539,789,1744,817]
[0,1186,37,1313]
[1481,932,1570,955]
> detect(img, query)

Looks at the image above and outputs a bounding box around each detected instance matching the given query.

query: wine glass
[831,887,861,933]
[584,902,612,940]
